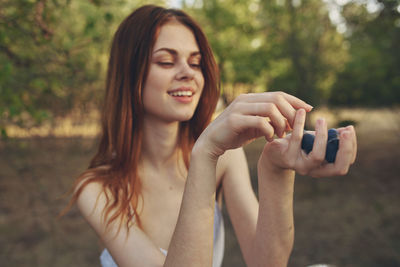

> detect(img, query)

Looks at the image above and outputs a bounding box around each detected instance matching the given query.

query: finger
[349,126,357,163]
[236,92,313,112]
[308,130,354,177]
[337,126,357,164]
[238,102,287,138]
[287,109,306,157]
[280,92,313,112]
[235,92,310,128]
[272,94,297,128]
[307,118,328,167]
[344,125,357,164]
[234,115,275,142]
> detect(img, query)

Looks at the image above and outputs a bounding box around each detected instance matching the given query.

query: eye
[157,62,174,67]
[189,62,201,69]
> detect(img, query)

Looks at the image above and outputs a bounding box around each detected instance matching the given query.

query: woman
[66,5,357,267]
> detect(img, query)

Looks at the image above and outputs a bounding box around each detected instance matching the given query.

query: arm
[219,104,357,266]
[76,181,167,267]
[166,92,312,266]
[252,109,357,266]
[77,155,218,267]
[193,92,312,266]
[163,142,218,267]
[221,147,295,267]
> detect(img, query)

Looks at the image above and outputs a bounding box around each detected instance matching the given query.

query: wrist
[257,155,295,183]
[191,137,220,164]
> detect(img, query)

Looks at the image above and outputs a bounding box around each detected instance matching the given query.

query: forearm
[250,161,295,267]
[164,142,218,267]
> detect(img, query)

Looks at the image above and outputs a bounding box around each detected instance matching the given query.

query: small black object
[325,138,339,163]
[328,128,338,140]
[301,129,340,163]
[301,133,315,154]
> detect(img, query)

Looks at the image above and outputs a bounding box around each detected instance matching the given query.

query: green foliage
[188,0,348,105]
[0,0,152,132]
[0,0,399,134]
[330,0,400,106]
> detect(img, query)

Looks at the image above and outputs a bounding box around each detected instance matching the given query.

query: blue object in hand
[328,128,339,140]
[301,128,340,163]
[301,133,315,154]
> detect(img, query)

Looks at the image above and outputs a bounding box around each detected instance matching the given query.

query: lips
[167,87,195,103]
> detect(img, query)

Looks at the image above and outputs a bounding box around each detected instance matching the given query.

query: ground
[1,108,399,267]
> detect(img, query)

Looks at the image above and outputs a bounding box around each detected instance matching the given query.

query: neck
[140,117,181,170]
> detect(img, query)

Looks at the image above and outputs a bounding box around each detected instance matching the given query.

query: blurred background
[0,0,399,266]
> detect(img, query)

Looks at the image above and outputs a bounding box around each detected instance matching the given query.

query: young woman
[66,5,357,267]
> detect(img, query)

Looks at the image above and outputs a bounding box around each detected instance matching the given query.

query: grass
[1,108,400,266]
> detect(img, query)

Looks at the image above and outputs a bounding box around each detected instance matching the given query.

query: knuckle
[257,117,266,127]
[309,151,325,163]
[338,166,349,176]
[291,133,302,142]
[233,101,244,110]
[284,157,296,169]
[274,93,285,104]
[266,102,277,113]
[236,93,246,101]
[227,114,238,127]
[297,167,308,176]
[263,103,274,114]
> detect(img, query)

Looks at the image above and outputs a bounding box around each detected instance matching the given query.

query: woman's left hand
[259,108,357,178]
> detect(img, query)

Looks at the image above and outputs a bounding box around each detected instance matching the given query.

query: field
[1,108,399,267]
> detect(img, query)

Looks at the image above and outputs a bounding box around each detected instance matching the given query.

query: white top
[100,202,225,267]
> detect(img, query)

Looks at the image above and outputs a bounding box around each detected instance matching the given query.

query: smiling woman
[143,21,205,122]
[61,4,357,267]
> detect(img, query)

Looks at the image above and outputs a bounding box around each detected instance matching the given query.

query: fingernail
[307,104,313,110]
[317,117,325,126]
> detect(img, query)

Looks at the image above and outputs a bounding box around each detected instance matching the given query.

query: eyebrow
[153,48,201,57]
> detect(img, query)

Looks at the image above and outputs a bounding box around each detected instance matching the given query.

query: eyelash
[157,62,201,69]
[158,62,174,66]
[190,63,201,69]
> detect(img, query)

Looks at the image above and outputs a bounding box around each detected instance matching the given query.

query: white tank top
[100,202,225,267]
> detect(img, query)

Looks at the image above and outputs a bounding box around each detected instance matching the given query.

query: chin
[176,113,196,122]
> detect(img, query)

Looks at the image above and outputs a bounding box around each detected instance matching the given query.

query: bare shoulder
[74,174,166,266]
[74,176,109,233]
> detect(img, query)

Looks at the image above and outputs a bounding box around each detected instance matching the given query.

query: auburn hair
[62,5,220,231]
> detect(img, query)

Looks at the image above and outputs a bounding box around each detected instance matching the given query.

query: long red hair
[62,5,220,231]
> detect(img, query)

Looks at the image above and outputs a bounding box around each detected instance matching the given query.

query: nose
[175,60,195,81]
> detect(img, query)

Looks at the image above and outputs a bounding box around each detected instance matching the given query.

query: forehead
[153,21,199,53]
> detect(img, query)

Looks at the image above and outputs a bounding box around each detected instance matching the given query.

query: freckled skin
[301,128,339,163]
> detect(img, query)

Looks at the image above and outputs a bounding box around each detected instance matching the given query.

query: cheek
[197,73,205,92]
[144,68,168,97]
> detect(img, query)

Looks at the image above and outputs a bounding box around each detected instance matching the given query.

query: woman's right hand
[194,92,313,159]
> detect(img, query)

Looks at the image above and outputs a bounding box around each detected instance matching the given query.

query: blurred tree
[0,0,160,137]
[257,0,348,106]
[330,0,400,106]
[1,0,399,137]
[188,0,347,106]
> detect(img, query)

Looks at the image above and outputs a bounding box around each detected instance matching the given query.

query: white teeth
[169,91,193,97]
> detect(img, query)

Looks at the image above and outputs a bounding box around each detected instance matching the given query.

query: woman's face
[142,21,205,123]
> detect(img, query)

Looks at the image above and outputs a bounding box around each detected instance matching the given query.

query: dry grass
[1,108,400,267]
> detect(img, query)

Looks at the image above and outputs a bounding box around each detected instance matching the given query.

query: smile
[168,91,194,97]
[167,87,195,97]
